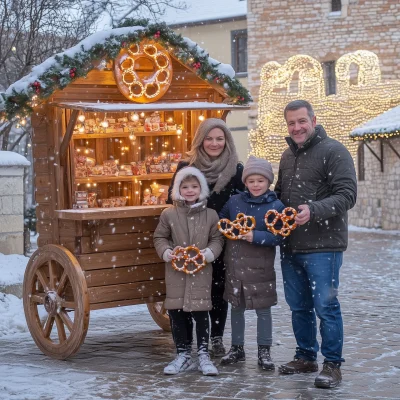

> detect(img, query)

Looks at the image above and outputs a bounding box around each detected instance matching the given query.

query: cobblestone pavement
[1,230,399,399]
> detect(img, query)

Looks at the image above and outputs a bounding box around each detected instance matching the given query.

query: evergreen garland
[1,19,251,120]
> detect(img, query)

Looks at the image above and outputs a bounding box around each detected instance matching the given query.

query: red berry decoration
[69,67,77,78]
[192,62,201,70]
[154,31,161,39]
[31,81,41,94]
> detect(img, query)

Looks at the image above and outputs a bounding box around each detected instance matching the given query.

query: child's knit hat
[171,166,209,201]
[242,155,274,184]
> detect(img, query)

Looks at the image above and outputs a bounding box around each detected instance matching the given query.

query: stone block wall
[247,0,400,127]
[0,162,29,254]
[349,138,400,229]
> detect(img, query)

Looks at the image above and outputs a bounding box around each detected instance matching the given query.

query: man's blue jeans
[281,251,344,363]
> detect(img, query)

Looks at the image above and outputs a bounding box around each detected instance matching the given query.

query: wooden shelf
[72,130,180,139]
[56,205,170,221]
[75,173,173,184]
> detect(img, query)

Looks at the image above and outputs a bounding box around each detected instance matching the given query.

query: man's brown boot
[278,357,319,374]
[314,362,342,388]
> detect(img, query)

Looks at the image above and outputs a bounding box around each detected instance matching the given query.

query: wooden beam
[60,109,78,162]
[385,140,400,160]
[364,141,384,172]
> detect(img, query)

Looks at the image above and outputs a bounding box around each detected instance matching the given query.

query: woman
[167,118,245,356]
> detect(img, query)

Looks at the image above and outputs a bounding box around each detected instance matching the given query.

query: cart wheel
[23,244,90,359]
[147,302,171,331]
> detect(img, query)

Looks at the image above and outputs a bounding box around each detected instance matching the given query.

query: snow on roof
[0,151,30,167]
[2,23,251,120]
[350,105,400,139]
[5,26,145,97]
[158,0,247,26]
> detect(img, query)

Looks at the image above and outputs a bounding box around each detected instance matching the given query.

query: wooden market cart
[14,28,250,359]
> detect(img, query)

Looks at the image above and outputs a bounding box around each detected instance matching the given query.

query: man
[275,100,357,388]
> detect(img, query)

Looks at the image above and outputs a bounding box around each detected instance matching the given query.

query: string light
[199,114,205,121]
[118,43,172,101]
[249,50,400,162]
[78,114,86,123]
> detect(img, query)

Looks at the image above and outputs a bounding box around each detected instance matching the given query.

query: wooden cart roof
[52,101,250,112]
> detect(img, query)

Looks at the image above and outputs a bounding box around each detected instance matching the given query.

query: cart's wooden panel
[79,232,154,253]
[88,279,165,304]
[90,295,165,310]
[84,262,164,287]
[77,248,160,270]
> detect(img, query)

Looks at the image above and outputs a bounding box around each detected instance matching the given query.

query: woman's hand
[238,231,253,243]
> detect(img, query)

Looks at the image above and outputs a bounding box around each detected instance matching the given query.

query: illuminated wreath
[264,207,297,237]
[218,213,256,240]
[171,245,207,275]
[114,42,173,103]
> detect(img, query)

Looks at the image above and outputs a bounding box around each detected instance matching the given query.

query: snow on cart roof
[1,22,251,120]
[53,101,250,112]
[350,105,400,140]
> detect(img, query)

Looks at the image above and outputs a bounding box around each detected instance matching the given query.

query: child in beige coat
[154,166,224,376]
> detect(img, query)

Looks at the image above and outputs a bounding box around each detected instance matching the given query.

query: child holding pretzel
[219,156,285,370]
[153,167,224,376]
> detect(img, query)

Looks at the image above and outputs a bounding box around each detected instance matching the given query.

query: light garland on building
[249,50,400,162]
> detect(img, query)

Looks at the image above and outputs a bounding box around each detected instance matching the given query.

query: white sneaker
[198,353,219,376]
[164,353,197,375]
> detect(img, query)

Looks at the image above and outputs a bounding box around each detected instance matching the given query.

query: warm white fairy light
[118,43,172,101]
[78,115,85,123]
[131,113,139,122]
[199,115,205,121]
[249,50,400,162]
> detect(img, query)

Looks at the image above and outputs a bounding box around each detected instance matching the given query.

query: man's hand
[295,204,311,225]
[238,231,253,243]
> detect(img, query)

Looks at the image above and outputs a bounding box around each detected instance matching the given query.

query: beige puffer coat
[153,167,224,312]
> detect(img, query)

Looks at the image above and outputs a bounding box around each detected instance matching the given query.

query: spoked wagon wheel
[23,244,90,359]
[147,302,171,331]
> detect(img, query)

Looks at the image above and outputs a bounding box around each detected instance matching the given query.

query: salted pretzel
[265,207,297,237]
[171,245,206,275]
[218,213,256,240]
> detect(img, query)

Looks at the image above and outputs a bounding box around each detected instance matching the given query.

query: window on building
[332,0,342,12]
[322,61,336,95]
[231,29,247,75]
[357,143,365,181]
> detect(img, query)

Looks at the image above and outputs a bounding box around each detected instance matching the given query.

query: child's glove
[162,248,173,262]
[200,248,215,263]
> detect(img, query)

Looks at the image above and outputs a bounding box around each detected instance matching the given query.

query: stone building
[350,106,400,229]
[247,0,400,228]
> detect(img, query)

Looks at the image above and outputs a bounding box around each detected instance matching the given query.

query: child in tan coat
[154,166,224,376]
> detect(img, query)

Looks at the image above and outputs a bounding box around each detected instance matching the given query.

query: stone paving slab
[0,231,399,399]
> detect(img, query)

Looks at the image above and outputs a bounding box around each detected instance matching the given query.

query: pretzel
[265,207,297,237]
[218,213,256,240]
[171,245,206,275]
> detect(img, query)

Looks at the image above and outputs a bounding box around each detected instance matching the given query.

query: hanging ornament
[31,81,41,94]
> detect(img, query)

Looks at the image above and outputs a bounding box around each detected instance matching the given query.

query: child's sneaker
[164,353,198,375]
[198,353,219,376]
[220,345,246,365]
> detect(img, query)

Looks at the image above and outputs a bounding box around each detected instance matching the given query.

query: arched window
[332,0,342,12]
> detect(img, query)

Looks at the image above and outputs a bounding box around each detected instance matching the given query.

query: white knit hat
[171,166,210,201]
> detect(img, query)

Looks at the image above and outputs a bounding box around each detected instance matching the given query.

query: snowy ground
[0,229,399,399]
